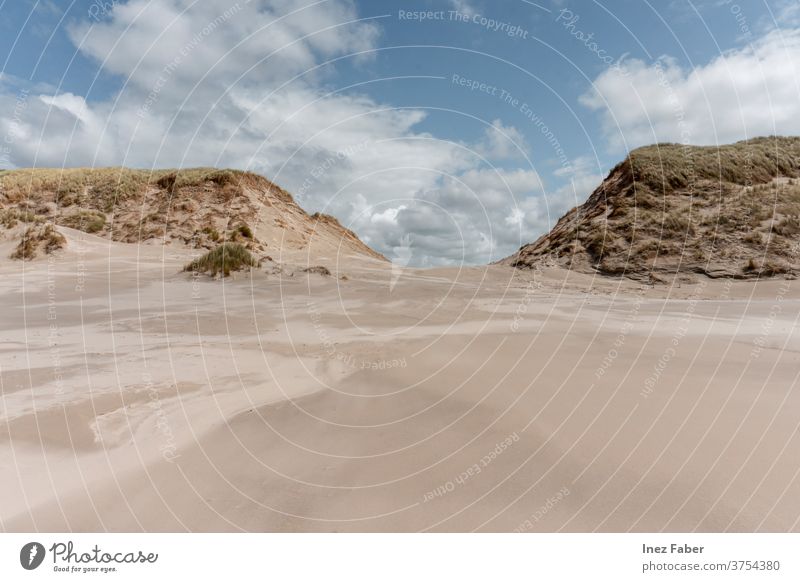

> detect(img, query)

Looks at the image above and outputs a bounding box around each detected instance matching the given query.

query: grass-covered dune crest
[503,136,800,281]
[0,166,386,263]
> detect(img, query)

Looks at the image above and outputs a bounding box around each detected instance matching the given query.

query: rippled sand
[2,228,799,531]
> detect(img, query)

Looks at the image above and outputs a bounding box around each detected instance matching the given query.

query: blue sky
[2,0,799,265]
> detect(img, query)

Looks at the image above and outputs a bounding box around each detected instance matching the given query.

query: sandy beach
[1,226,798,532]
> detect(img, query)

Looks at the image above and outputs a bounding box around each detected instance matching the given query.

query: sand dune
[1,227,798,532]
[504,138,800,280]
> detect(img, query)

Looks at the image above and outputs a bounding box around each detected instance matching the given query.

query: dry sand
[1,227,799,532]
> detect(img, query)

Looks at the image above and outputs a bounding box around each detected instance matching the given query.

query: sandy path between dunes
[1,228,800,532]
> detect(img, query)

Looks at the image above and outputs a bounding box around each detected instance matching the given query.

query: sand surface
[1,227,799,532]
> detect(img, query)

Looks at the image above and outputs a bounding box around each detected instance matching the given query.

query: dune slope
[0,167,386,264]
[503,137,800,281]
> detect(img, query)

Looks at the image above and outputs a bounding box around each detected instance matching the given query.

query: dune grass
[10,223,66,260]
[0,208,41,228]
[59,209,107,233]
[301,265,332,276]
[183,242,259,277]
[0,167,269,209]
[628,136,800,192]
[512,136,800,278]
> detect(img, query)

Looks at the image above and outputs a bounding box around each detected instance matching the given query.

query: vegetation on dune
[301,265,332,276]
[0,167,281,220]
[0,167,280,250]
[627,136,800,192]
[235,223,254,239]
[0,167,389,264]
[183,242,260,277]
[508,136,800,279]
[58,209,107,234]
[10,223,66,260]
[0,208,41,228]
[200,226,221,242]
[156,172,178,194]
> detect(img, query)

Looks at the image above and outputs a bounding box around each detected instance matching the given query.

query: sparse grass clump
[201,226,221,242]
[744,257,788,276]
[156,172,178,194]
[236,223,253,239]
[10,223,66,260]
[301,265,332,276]
[183,242,259,277]
[0,208,40,228]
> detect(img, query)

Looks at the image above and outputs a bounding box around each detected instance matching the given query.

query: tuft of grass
[744,257,788,276]
[236,223,253,239]
[301,265,332,276]
[183,242,259,277]
[201,225,221,242]
[10,223,66,260]
[662,213,695,234]
[206,169,238,186]
[156,172,178,194]
[0,208,40,228]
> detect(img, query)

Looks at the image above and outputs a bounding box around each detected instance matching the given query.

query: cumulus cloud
[448,0,479,17]
[68,0,379,91]
[549,154,603,210]
[475,119,531,161]
[39,93,93,124]
[357,167,545,266]
[580,28,800,149]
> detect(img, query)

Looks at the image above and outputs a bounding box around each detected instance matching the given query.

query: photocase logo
[20,542,45,570]
[390,233,414,292]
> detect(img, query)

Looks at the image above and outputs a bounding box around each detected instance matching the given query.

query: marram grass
[183,243,259,277]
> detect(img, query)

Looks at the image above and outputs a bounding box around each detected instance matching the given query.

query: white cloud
[39,93,93,124]
[772,1,800,28]
[354,167,546,265]
[448,0,479,17]
[580,28,800,149]
[370,206,406,226]
[68,0,379,92]
[504,207,524,227]
[475,119,530,161]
